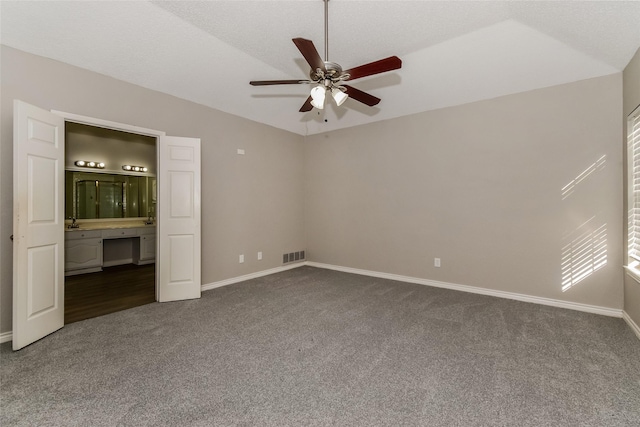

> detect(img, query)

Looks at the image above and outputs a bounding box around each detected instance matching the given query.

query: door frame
[52,110,166,297]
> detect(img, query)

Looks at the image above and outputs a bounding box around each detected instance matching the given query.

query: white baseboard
[2,261,631,345]
[306,261,624,318]
[201,262,306,292]
[0,331,12,344]
[623,311,640,340]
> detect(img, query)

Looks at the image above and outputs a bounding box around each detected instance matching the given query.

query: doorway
[13,100,201,350]
[63,122,157,324]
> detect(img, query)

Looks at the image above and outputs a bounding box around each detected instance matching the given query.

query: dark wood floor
[65,264,156,324]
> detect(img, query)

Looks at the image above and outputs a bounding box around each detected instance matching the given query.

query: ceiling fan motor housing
[311,62,344,82]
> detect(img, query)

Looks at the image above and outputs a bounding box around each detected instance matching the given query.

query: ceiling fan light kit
[249,0,402,113]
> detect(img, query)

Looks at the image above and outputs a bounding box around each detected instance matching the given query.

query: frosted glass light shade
[332,88,348,106]
[310,85,326,109]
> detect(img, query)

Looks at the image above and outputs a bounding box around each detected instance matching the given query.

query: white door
[12,100,65,350]
[157,136,201,302]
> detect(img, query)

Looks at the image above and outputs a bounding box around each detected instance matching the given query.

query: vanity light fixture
[122,165,148,173]
[75,160,105,169]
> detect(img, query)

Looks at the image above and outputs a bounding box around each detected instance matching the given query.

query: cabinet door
[140,235,156,261]
[65,238,103,270]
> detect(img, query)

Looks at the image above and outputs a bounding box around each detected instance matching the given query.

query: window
[627,105,640,270]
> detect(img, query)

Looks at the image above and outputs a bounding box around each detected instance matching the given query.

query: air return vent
[283,250,305,264]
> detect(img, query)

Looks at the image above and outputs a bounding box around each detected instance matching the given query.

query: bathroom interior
[64,122,157,323]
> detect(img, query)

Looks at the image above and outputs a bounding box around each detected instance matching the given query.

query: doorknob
[10,235,13,241]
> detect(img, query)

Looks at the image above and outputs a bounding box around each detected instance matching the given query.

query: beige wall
[305,74,623,309]
[0,46,305,334]
[623,47,640,328]
[0,44,629,337]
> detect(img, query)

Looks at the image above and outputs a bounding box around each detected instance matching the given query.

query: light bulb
[97,162,105,168]
[75,160,86,167]
[87,162,96,167]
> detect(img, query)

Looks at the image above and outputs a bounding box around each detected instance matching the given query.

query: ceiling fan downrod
[324,0,329,62]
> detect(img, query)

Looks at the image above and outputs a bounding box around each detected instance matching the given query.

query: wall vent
[283,250,306,264]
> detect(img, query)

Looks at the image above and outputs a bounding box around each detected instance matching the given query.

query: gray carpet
[1,266,639,426]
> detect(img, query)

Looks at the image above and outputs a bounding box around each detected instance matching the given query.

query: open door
[157,136,201,302]
[12,100,65,350]
[12,104,201,347]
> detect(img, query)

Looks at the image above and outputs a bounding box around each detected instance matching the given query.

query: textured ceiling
[2,1,640,135]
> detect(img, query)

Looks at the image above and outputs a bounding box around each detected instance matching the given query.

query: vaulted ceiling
[2,1,640,135]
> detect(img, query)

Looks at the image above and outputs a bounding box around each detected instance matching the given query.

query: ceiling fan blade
[343,85,381,107]
[300,96,313,112]
[250,80,307,86]
[343,56,402,81]
[293,38,326,72]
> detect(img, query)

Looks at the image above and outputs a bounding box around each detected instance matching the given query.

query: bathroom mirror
[65,171,156,220]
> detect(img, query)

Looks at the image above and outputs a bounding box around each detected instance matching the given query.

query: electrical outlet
[434,258,441,267]
[237,148,245,155]
[239,254,244,263]
[258,251,262,260]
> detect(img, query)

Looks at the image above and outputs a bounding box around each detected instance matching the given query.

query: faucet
[144,208,155,225]
[68,217,79,229]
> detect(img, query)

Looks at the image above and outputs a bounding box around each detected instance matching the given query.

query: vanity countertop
[65,220,155,231]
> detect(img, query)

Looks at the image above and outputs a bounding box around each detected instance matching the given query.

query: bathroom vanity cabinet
[65,230,103,273]
[65,224,156,275]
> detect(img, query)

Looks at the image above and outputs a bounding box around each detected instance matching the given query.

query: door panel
[13,100,65,350]
[27,245,57,317]
[169,171,194,217]
[158,136,201,302]
[169,234,194,282]
[29,156,57,222]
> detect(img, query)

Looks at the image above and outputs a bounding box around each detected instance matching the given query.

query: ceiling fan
[249,0,402,112]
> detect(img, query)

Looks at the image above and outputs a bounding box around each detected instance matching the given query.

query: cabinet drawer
[65,230,102,240]
[102,228,138,238]
[137,226,156,236]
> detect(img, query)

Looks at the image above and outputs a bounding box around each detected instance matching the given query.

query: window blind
[628,106,640,262]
